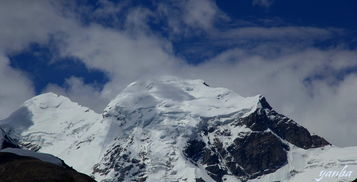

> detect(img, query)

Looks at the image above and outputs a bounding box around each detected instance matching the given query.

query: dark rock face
[196,178,206,182]
[228,132,288,177]
[310,135,330,148]
[1,135,19,149]
[184,139,228,182]
[0,128,19,149]
[240,98,330,149]
[185,131,289,181]
[184,140,206,162]
[0,152,96,182]
[183,96,330,182]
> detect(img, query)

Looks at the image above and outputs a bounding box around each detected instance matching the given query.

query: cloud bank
[0,0,356,147]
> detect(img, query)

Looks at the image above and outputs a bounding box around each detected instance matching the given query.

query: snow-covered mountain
[1,77,356,182]
[0,92,105,174]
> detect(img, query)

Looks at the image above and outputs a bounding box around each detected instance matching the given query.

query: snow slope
[253,145,357,182]
[0,93,105,174]
[1,77,356,182]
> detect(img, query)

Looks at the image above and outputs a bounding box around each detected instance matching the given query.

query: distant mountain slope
[0,92,104,174]
[1,77,356,182]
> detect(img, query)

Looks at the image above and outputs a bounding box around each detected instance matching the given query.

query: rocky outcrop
[185,131,289,181]
[0,128,19,149]
[228,132,289,177]
[241,97,330,149]
[0,152,96,182]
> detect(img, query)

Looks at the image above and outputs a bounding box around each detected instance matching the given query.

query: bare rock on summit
[241,97,330,149]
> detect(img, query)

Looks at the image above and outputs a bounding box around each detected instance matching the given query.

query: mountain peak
[104,77,261,119]
[256,95,273,110]
[1,92,99,133]
[24,92,76,109]
[0,92,103,173]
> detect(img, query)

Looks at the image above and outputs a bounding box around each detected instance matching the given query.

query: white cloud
[181,0,222,30]
[0,56,34,119]
[213,26,338,41]
[57,23,183,100]
[301,73,357,146]
[0,0,74,53]
[1,0,184,114]
[45,77,109,112]
[0,0,67,118]
[156,0,226,37]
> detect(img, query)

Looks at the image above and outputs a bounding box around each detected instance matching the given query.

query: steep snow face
[6,92,100,135]
[0,92,104,174]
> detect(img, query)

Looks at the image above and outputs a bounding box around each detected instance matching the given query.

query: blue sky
[8,42,109,93]
[1,0,357,146]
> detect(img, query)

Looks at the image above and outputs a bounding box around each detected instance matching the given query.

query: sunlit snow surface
[249,145,357,182]
[1,77,356,182]
[0,92,104,174]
